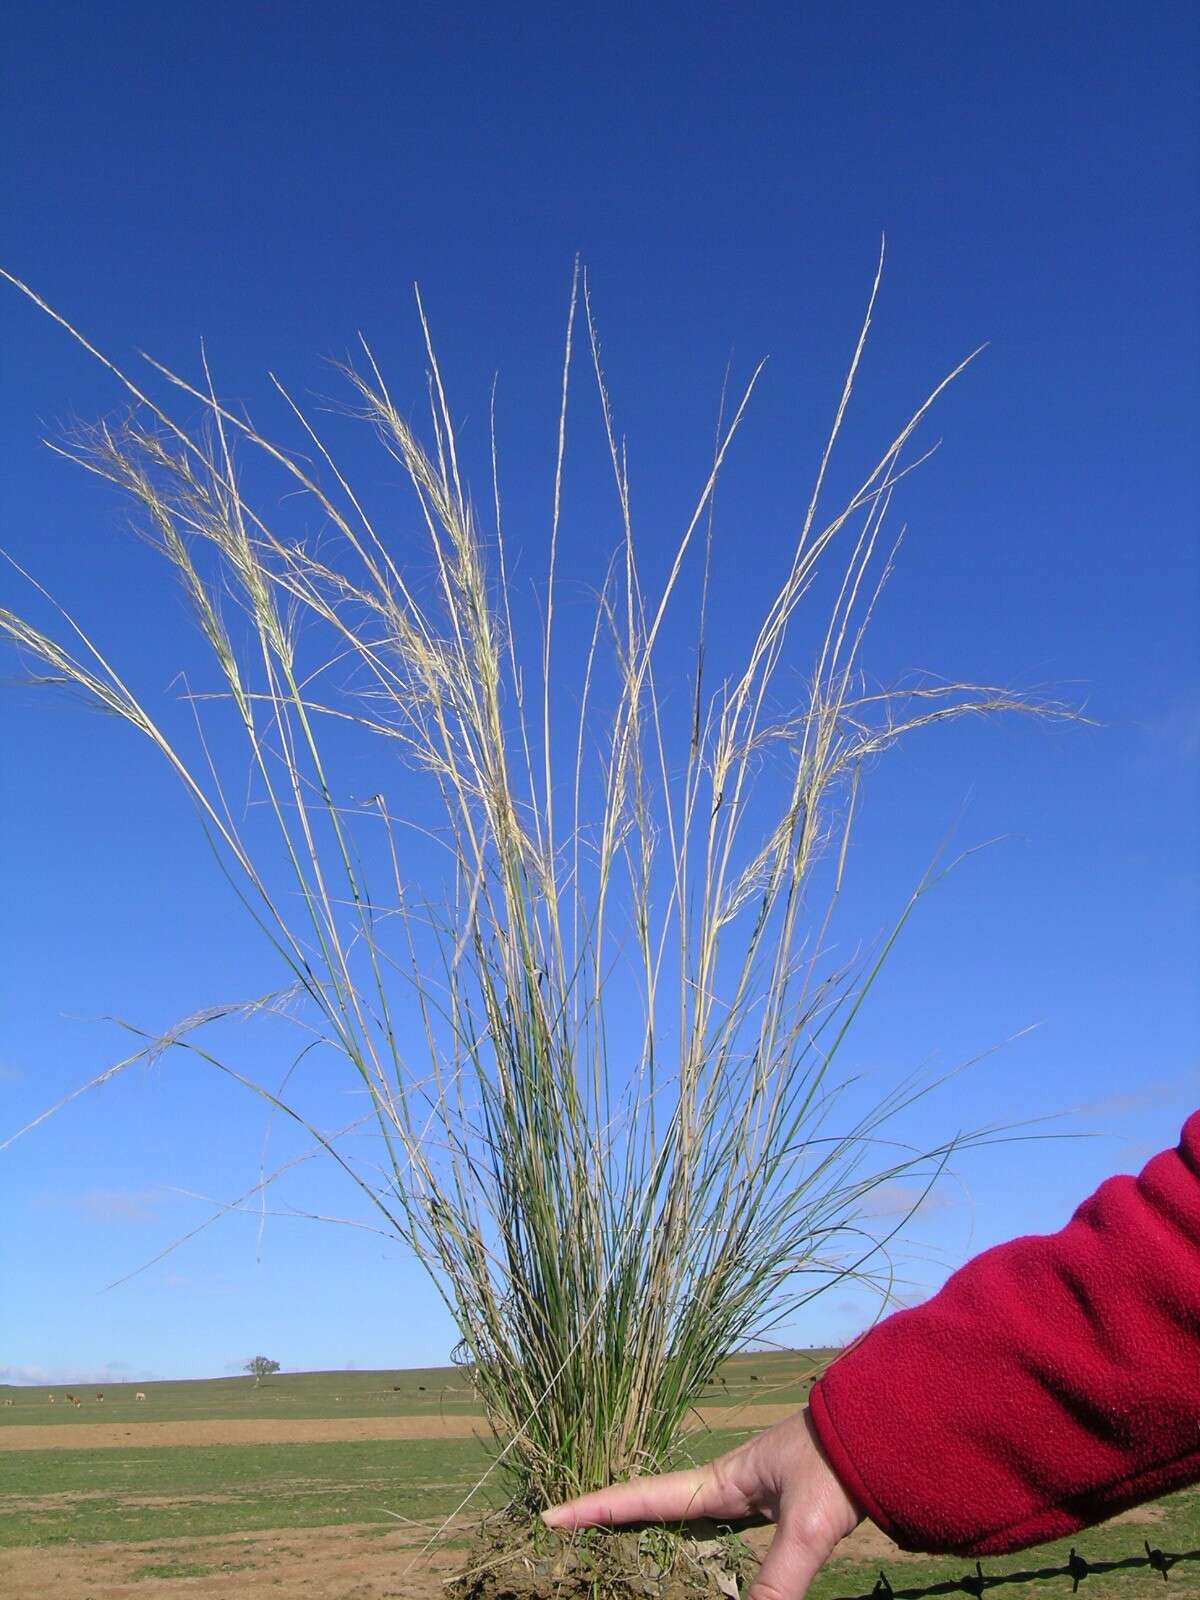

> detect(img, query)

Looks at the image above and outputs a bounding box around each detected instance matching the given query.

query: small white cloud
[1072,1079,1185,1122]
[888,1289,931,1310]
[858,1179,953,1220]
[0,1365,50,1385]
[161,1272,237,1296]
[77,1188,165,1225]
[1140,694,1200,762]
[0,1361,157,1387]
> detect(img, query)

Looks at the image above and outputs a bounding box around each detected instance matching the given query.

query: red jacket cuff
[808,1112,1200,1556]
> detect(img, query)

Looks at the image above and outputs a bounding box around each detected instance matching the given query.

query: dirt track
[0,1514,917,1600]
[0,1403,799,1453]
[0,1513,1177,1600]
[0,1475,1176,1600]
[0,1520,467,1600]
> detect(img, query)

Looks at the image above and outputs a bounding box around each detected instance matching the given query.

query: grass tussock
[1,253,1070,1533]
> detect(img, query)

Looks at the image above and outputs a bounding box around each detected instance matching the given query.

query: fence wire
[833,1542,1200,1600]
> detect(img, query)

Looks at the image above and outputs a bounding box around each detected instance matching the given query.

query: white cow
[135,1391,147,1402]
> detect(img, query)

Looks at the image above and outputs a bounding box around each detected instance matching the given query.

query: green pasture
[0,1349,833,1430]
[0,1427,770,1550]
[0,1365,480,1427]
[3,1354,1193,1598]
[0,1436,498,1548]
[809,1487,1200,1600]
[2,1432,1196,1598]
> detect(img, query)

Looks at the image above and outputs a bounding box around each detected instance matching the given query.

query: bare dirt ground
[0,1516,918,1600]
[0,1414,489,1452]
[4,1408,1177,1599]
[0,1519,466,1599]
[0,1499,1174,1600]
[0,1404,799,1453]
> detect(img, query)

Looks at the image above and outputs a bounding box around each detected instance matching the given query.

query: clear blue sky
[2,1,1196,1386]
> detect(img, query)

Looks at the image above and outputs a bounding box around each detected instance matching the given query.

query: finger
[543,1465,728,1529]
[745,1520,825,1600]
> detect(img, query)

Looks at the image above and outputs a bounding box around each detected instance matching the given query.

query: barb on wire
[835,1541,1200,1600]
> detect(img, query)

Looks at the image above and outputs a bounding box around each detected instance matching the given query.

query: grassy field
[0,1436,499,1547]
[813,1490,1200,1600]
[0,1349,832,1430]
[0,1365,485,1426]
[2,1352,1196,1599]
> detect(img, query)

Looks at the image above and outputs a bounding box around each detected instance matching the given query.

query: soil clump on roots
[454,1518,752,1600]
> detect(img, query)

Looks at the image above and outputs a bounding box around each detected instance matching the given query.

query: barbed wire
[833,1542,1200,1600]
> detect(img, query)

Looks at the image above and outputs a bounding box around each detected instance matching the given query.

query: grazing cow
[64,1392,77,1406]
[48,1395,55,1405]
[96,1392,104,1403]
[135,1391,146,1401]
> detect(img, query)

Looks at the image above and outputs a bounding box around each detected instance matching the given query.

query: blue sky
[2,1,1197,1386]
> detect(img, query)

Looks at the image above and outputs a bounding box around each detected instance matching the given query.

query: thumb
[745,1518,827,1600]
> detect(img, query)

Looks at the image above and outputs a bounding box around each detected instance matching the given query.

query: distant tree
[244,1356,281,1384]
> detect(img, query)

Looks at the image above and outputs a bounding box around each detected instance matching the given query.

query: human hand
[542,1407,863,1600]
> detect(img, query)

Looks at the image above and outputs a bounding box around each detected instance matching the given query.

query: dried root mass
[454,1520,752,1600]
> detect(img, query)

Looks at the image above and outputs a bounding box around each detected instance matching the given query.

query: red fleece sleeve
[809,1111,1200,1556]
